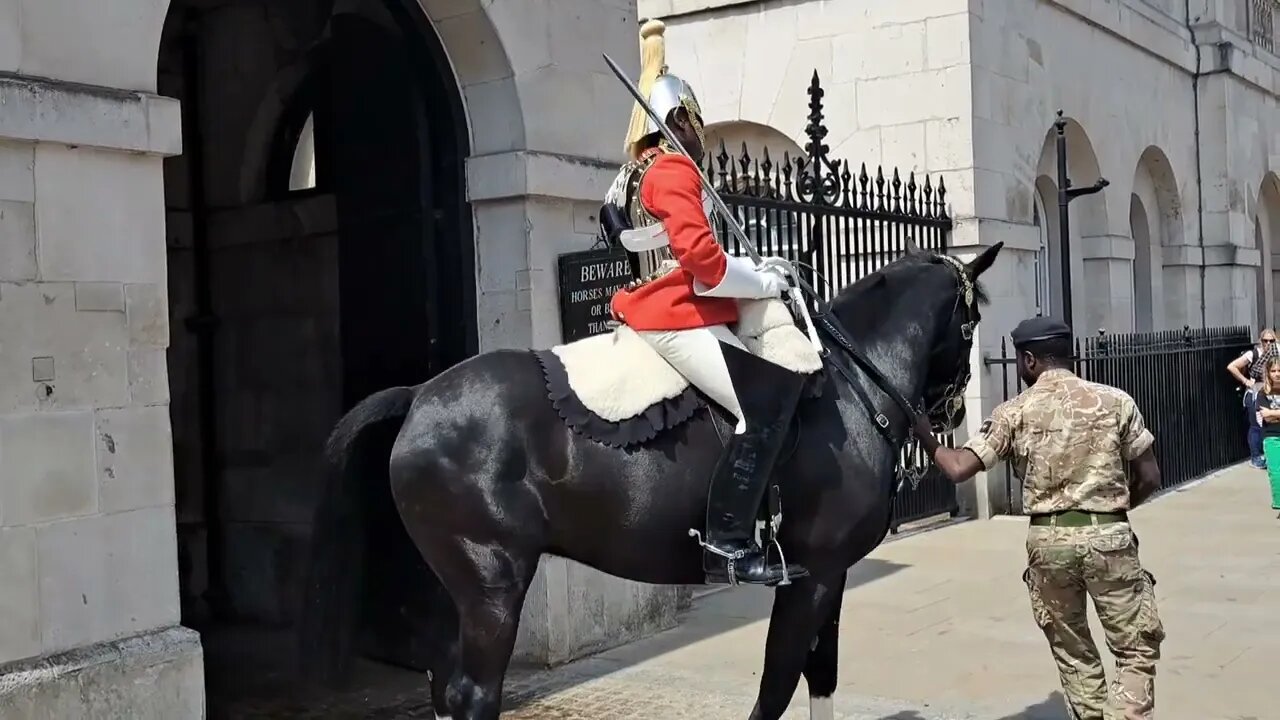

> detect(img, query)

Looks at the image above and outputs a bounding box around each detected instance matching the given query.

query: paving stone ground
[212,464,1279,719]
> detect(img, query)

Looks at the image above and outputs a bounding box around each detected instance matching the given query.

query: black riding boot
[697,341,810,586]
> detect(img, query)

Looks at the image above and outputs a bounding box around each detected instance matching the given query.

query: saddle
[534,298,823,447]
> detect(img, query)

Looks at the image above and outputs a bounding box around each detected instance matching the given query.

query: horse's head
[830,241,1003,433]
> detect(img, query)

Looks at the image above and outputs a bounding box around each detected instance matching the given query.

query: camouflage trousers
[1023,521,1165,720]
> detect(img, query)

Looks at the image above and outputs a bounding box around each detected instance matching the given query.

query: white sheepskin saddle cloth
[549,298,822,423]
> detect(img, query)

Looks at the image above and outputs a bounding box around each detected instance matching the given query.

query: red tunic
[610,152,739,331]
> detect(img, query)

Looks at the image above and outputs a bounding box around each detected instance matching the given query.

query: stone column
[1162,245,1206,330]
[948,222,1042,519]
[1079,234,1137,335]
[0,75,204,715]
[1191,66,1268,329]
[1203,243,1263,327]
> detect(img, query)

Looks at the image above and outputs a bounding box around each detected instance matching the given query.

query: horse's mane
[830,249,989,313]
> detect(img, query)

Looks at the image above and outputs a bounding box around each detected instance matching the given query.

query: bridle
[808,254,978,489]
[919,254,978,431]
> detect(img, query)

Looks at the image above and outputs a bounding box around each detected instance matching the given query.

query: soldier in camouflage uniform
[913,316,1166,720]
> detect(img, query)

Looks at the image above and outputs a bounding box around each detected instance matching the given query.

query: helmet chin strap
[682,98,706,151]
[659,102,706,159]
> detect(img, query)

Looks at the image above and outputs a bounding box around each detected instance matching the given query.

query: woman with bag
[1227,329,1278,469]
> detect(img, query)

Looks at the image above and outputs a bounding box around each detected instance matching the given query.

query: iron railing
[985,326,1251,513]
[697,72,957,529]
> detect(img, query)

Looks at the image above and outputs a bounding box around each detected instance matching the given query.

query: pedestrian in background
[1253,358,1280,511]
[1226,328,1278,469]
[917,316,1165,720]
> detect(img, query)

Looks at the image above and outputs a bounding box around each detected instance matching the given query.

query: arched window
[266,64,329,198]
[1032,192,1054,316]
[1130,194,1154,332]
[288,113,317,192]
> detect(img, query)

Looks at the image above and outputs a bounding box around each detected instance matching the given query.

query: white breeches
[638,324,748,433]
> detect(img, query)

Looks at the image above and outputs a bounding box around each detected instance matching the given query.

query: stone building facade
[646,0,1280,515]
[0,0,681,715]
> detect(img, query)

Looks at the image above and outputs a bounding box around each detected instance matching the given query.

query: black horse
[300,243,1002,719]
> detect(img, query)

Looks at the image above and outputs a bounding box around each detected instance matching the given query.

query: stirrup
[765,485,792,586]
[766,535,794,587]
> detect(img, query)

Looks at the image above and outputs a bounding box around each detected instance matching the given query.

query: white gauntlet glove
[757,256,796,296]
[695,255,793,300]
[756,269,788,298]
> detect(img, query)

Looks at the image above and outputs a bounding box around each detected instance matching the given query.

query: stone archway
[413,0,523,155]
[1036,118,1112,332]
[1129,194,1154,331]
[153,0,668,693]
[157,0,480,711]
[1129,146,1181,332]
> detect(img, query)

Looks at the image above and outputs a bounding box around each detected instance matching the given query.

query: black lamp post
[1055,110,1109,327]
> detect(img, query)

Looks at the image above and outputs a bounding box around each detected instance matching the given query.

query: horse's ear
[904,236,921,255]
[965,242,1003,278]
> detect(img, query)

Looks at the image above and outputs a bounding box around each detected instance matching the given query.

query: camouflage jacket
[963,369,1155,514]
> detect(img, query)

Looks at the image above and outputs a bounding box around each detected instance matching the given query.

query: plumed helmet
[624,19,703,161]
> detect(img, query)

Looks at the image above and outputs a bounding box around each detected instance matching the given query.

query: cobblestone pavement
[214,464,1279,719]
[214,658,1002,719]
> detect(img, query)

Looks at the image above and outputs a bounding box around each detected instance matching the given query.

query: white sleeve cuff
[693,255,774,299]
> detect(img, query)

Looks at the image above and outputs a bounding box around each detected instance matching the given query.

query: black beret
[1010,316,1072,347]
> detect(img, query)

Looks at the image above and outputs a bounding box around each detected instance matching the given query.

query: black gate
[985,326,1251,513]
[704,73,958,529]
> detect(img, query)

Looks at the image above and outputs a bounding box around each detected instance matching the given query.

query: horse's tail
[297,385,416,685]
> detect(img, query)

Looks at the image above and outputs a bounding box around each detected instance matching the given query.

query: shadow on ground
[206,557,912,718]
[871,692,1068,720]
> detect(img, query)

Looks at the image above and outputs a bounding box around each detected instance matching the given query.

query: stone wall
[0,57,198,712]
[638,0,975,178]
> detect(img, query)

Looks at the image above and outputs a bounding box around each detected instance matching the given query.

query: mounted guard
[600,18,809,587]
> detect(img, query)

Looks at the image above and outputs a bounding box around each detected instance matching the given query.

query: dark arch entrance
[157,0,473,712]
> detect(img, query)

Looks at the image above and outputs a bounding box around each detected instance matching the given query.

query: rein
[800,255,978,490]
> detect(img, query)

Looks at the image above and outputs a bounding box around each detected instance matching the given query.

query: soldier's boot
[693,342,809,586]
